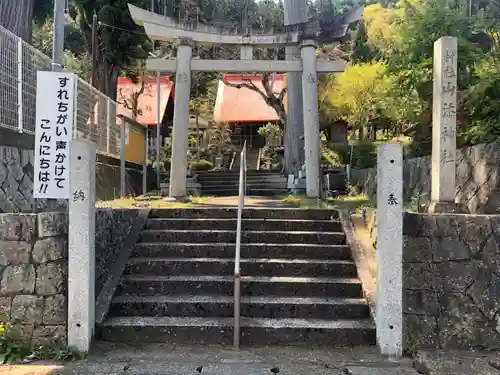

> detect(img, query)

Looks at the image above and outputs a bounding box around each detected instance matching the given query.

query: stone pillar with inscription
[428,36,467,213]
[301,39,321,197]
[68,139,96,353]
[169,39,193,197]
[376,142,403,358]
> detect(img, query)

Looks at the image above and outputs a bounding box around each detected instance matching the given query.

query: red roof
[213,74,287,123]
[116,76,173,126]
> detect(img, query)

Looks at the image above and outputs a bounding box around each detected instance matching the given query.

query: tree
[32,16,92,81]
[68,0,153,99]
[325,62,393,139]
[350,21,376,63]
[0,0,35,41]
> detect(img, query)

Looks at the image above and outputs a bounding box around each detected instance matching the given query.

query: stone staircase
[100,208,376,346]
[197,170,288,196]
[231,148,260,171]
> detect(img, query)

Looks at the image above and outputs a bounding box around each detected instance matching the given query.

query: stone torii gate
[128,4,346,198]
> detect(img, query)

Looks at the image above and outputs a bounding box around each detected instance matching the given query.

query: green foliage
[322,147,342,166]
[0,322,30,364]
[208,122,233,156]
[260,147,283,171]
[0,322,81,364]
[190,159,214,171]
[65,0,152,97]
[34,344,83,362]
[33,0,53,24]
[325,62,395,138]
[188,135,197,148]
[258,123,283,148]
[321,0,500,155]
[350,21,377,63]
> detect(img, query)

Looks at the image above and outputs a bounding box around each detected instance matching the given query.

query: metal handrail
[229,150,236,171]
[233,140,247,350]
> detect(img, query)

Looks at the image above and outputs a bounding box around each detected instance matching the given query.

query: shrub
[190,159,213,171]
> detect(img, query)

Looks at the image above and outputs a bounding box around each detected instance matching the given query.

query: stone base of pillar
[427,201,469,214]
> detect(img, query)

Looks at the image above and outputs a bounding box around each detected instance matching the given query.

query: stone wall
[403,213,500,352]
[0,128,145,213]
[351,141,500,214]
[0,212,68,346]
[95,209,142,297]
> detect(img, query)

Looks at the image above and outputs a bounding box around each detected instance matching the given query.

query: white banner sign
[34,72,75,199]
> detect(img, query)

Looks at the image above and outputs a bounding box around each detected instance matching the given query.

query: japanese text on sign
[34,72,75,199]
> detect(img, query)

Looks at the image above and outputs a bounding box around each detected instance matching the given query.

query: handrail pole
[233,140,246,350]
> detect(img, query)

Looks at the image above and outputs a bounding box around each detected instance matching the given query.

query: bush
[190,159,213,171]
[163,158,171,171]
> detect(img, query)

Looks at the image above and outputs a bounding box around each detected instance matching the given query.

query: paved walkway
[9,343,417,375]
[4,346,498,374]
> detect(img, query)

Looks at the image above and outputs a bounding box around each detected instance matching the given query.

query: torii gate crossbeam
[147,59,345,73]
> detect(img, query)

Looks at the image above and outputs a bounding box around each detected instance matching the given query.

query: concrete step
[198,180,238,186]
[138,230,346,245]
[199,184,287,191]
[200,189,238,196]
[144,218,342,232]
[200,188,289,197]
[132,242,352,260]
[246,189,289,196]
[148,208,338,220]
[99,316,376,346]
[197,171,280,177]
[116,275,363,298]
[108,295,371,320]
[197,176,283,182]
[124,257,357,278]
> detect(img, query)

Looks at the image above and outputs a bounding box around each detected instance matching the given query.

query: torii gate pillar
[301,39,321,197]
[169,39,193,197]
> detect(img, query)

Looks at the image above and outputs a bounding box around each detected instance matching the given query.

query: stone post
[68,139,96,353]
[300,39,320,197]
[428,36,466,213]
[169,39,193,197]
[376,142,403,358]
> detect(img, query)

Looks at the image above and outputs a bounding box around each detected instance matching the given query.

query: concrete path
[5,346,499,374]
[45,343,417,375]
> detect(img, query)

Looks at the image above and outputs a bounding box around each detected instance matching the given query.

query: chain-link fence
[0,25,122,158]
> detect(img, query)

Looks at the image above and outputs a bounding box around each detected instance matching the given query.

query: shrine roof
[116,76,173,126]
[213,74,287,123]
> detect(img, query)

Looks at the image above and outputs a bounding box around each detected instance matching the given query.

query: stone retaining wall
[351,141,500,214]
[0,144,144,213]
[0,212,68,346]
[95,209,142,297]
[403,213,500,352]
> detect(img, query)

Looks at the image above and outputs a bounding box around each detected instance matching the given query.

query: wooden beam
[147,59,345,73]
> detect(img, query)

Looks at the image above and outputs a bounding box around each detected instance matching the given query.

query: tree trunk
[96,49,118,100]
[0,0,34,42]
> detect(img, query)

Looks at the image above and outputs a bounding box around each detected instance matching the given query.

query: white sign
[34,72,75,199]
[348,139,357,147]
